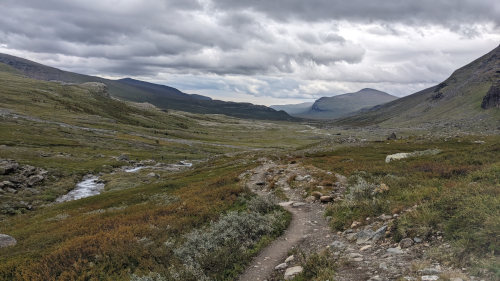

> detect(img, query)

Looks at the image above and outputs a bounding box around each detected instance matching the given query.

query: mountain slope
[270,102,314,115]
[297,88,397,119]
[336,45,500,128]
[0,53,294,121]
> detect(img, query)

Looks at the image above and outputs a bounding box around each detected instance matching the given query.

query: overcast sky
[1,0,499,105]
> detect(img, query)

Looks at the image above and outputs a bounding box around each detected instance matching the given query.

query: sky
[1,0,499,106]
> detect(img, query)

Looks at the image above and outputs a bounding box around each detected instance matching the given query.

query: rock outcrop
[481,84,500,109]
[0,159,47,193]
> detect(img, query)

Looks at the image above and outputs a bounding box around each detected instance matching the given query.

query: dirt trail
[238,160,477,281]
[238,161,332,281]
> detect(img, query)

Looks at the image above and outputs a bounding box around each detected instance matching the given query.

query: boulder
[0,234,17,248]
[0,160,19,175]
[27,175,44,186]
[284,266,303,280]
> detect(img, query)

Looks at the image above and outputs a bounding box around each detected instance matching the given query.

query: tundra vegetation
[0,63,498,280]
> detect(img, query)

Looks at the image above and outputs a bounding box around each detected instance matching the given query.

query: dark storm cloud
[214,0,500,26]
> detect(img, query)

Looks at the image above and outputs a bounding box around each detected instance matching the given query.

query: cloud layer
[0,0,499,105]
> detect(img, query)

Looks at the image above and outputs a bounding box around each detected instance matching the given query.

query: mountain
[296,88,397,119]
[0,53,294,121]
[270,102,314,115]
[336,45,500,127]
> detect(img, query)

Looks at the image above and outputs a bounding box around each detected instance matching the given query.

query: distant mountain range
[271,88,397,119]
[0,53,294,121]
[337,44,500,127]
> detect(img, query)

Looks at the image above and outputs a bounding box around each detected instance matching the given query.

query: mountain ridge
[336,44,500,128]
[0,53,295,121]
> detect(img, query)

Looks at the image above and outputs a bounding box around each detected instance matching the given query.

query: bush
[171,196,288,280]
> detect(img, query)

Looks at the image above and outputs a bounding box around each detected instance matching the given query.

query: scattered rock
[421,275,439,281]
[117,154,130,161]
[387,132,397,140]
[0,159,19,175]
[350,221,361,228]
[386,247,404,254]
[295,175,311,182]
[275,263,287,270]
[285,255,294,263]
[319,195,333,203]
[372,225,387,242]
[284,266,303,280]
[420,267,442,275]
[399,238,414,248]
[413,237,422,243]
[330,240,346,250]
[0,234,17,248]
[292,202,306,208]
[360,245,372,251]
[27,175,44,186]
[374,183,389,193]
[311,191,323,199]
[147,172,157,178]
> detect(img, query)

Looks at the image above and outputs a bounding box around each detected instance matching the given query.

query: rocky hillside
[0,53,295,121]
[296,88,397,119]
[337,44,500,128]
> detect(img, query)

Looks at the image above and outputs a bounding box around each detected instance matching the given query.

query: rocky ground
[238,159,485,281]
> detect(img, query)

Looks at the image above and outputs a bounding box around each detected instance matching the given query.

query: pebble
[285,255,294,263]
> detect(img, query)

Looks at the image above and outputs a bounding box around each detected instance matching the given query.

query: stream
[56,175,105,202]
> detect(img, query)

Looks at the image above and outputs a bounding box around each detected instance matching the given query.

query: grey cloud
[213,0,500,26]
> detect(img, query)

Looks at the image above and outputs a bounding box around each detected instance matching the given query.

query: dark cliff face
[481,84,500,109]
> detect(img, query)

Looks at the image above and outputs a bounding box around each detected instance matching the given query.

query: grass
[298,136,499,275]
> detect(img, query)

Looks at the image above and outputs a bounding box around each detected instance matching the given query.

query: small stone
[372,225,388,242]
[275,263,287,270]
[292,202,306,208]
[330,240,346,249]
[420,267,442,275]
[284,266,303,280]
[285,255,294,263]
[399,238,414,248]
[413,237,422,243]
[386,247,403,254]
[350,221,361,228]
[379,262,388,270]
[353,257,364,262]
[319,195,333,203]
[311,191,323,199]
[360,245,372,251]
[27,175,44,186]
[379,214,392,221]
[0,234,17,248]
[117,154,129,161]
[421,275,439,281]
[147,172,157,178]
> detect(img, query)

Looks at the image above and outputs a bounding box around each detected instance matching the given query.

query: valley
[0,44,498,281]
